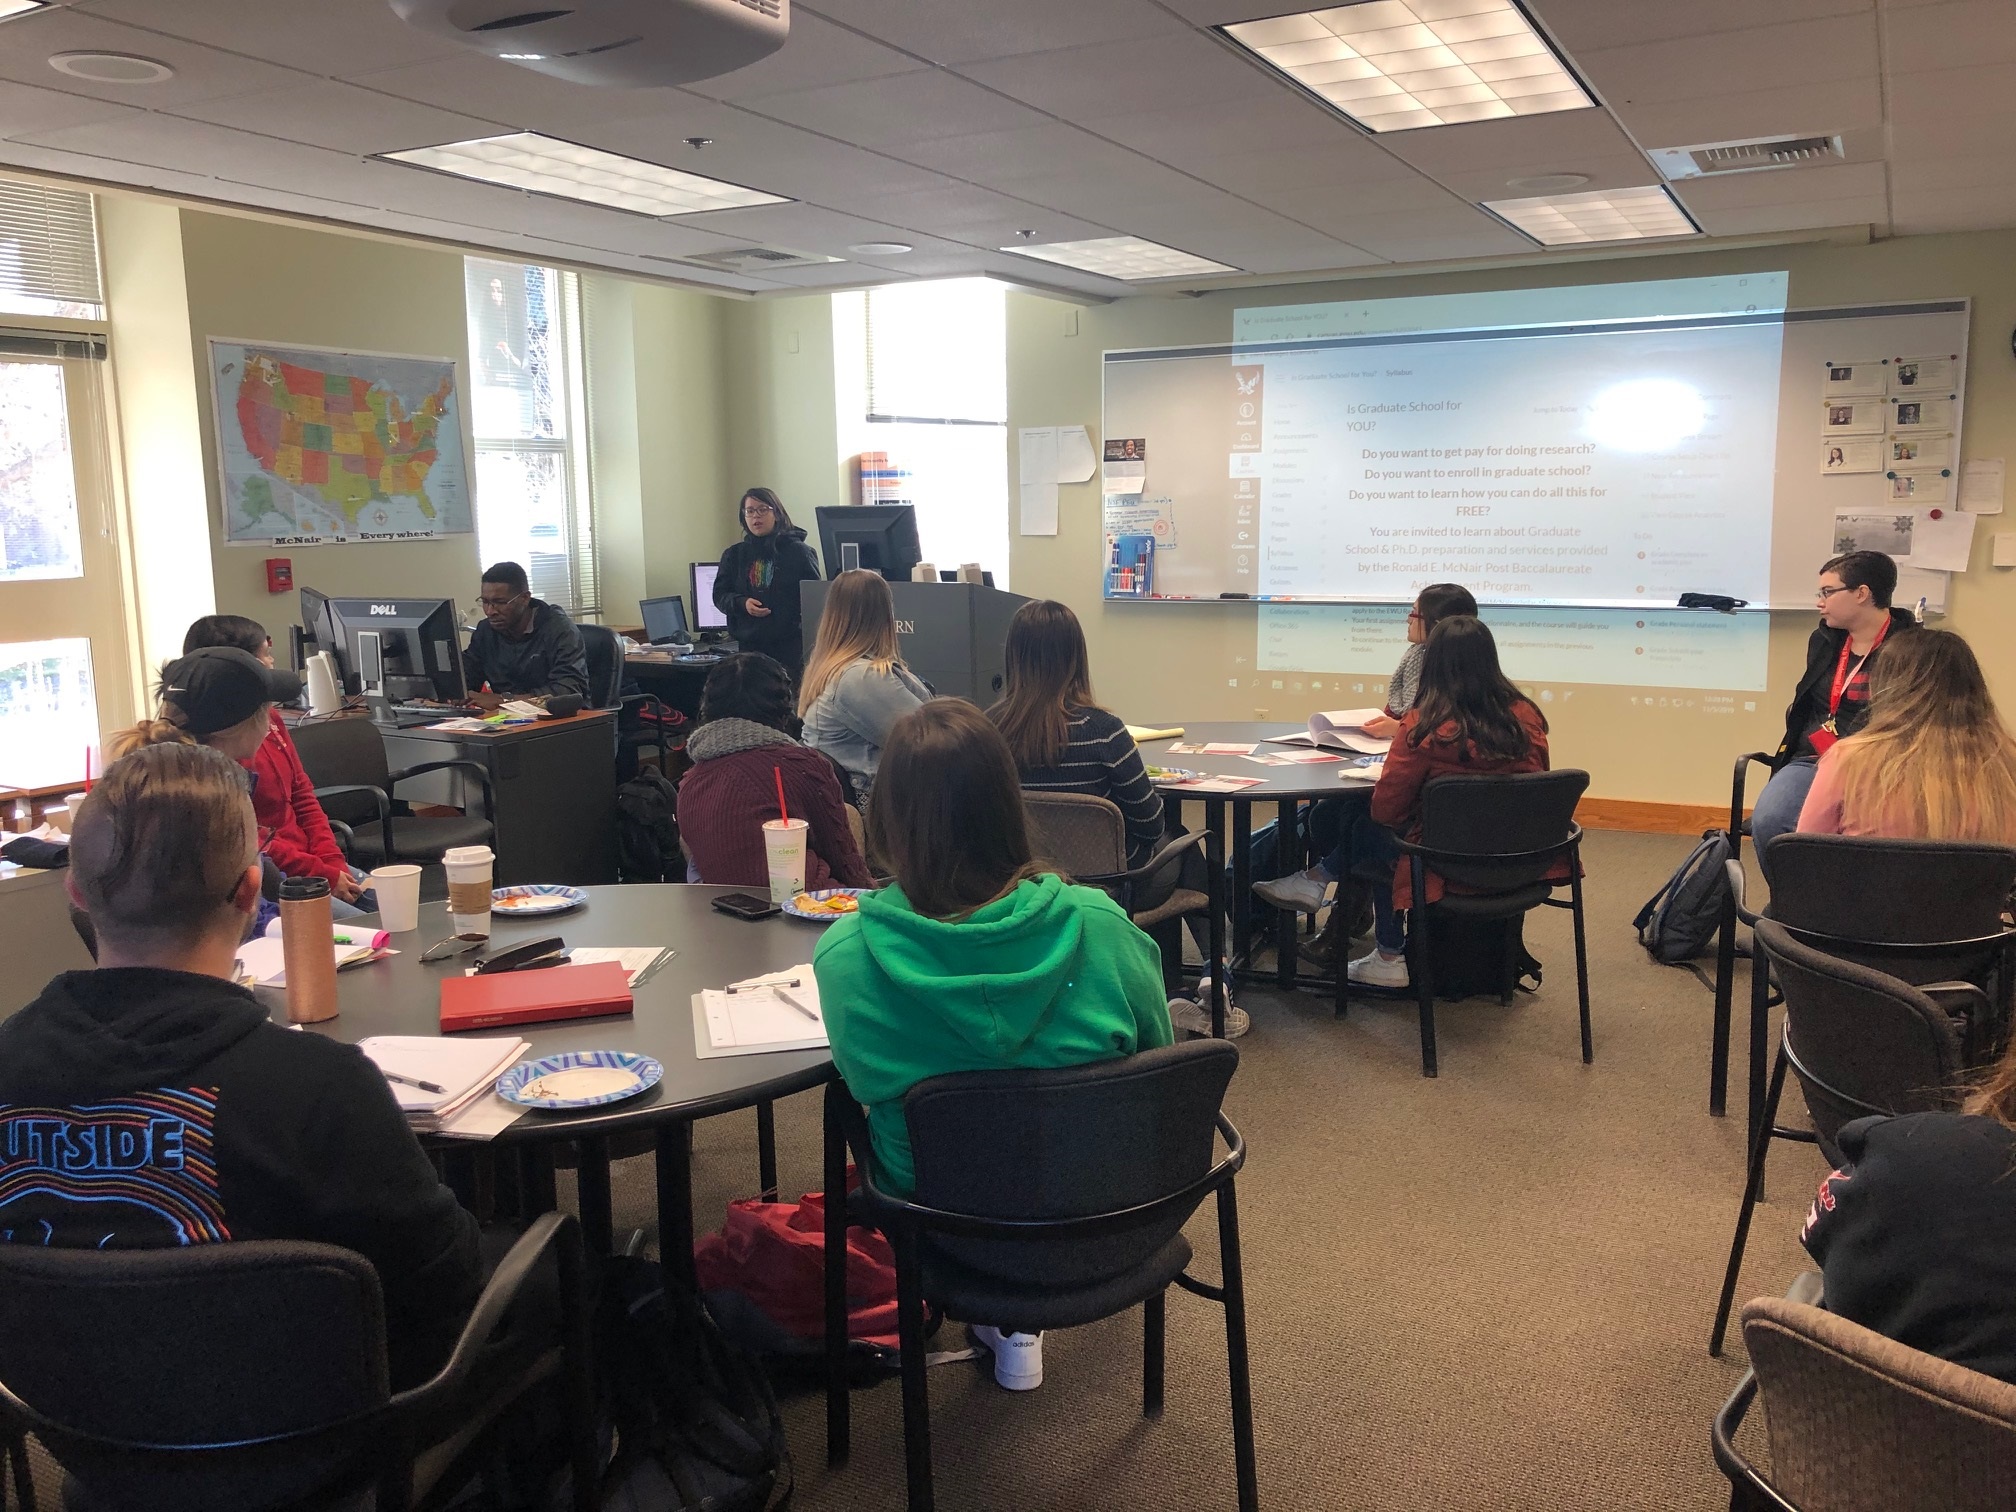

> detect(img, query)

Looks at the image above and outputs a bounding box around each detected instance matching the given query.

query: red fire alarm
[265,557,293,594]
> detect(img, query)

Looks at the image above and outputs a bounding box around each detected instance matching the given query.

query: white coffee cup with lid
[441,845,495,938]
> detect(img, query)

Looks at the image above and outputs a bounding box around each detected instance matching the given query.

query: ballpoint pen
[382,1069,445,1094]
[774,988,820,1023]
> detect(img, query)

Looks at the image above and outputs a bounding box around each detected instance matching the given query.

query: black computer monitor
[324,597,467,702]
[815,504,921,582]
[298,586,336,673]
[639,594,690,645]
[690,561,729,631]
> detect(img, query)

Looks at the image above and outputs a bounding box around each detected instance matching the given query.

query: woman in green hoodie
[814,697,1174,1390]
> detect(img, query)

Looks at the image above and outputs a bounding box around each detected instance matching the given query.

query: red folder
[439,961,635,1033]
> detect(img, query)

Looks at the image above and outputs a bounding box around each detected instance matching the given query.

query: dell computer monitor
[639,594,689,645]
[690,561,728,631]
[324,597,467,702]
[815,504,921,582]
[298,586,336,672]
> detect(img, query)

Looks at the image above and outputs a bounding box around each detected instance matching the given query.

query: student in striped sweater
[989,600,1248,1037]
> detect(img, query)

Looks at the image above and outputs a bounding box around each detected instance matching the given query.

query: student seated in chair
[678,651,873,892]
[462,559,590,708]
[0,743,483,1391]
[799,569,929,803]
[989,598,1247,1037]
[1257,616,1555,989]
[1750,549,1917,872]
[1797,627,2016,844]
[813,699,1174,1391]
[1802,1030,2016,1385]
[179,615,377,920]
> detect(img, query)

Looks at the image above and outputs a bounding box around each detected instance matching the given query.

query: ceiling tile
[1246,178,1478,228]
[1890,151,2015,193]
[1078,95,1374,172]
[1610,77,1882,148]
[1533,0,1872,53]
[1377,108,1643,176]
[1183,142,1443,198]
[171,79,508,155]
[1575,13,1878,107]
[670,201,970,257]
[1890,183,2016,233]
[684,12,924,101]
[1879,0,2016,74]
[895,123,1157,192]
[1686,195,1885,235]
[564,107,938,205]
[841,183,1114,245]
[79,0,468,77]
[794,0,1187,67]
[1427,153,1663,203]
[344,52,697,134]
[748,68,1047,148]
[0,7,309,107]
[1286,203,1530,259]
[1670,159,1886,211]
[953,31,1282,120]
[0,75,139,138]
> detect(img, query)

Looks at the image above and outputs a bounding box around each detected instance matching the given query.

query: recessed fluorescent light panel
[380,132,787,218]
[0,0,46,17]
[1001,236,1236,281]
[1222,0,1590,133]
[1483,184,1699,246]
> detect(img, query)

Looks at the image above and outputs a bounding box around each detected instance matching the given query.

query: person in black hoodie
[712,486,822,684]
[1803,1033,2016,1385]
[0,741,481,1390]
[1747,549,1917,876]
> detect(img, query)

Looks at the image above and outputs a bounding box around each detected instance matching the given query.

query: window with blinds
[0,178,102,321]
[463,258,597,615]
[865,279,1006,425]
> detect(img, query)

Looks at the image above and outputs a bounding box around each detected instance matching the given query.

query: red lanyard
[1827,619,1889,718]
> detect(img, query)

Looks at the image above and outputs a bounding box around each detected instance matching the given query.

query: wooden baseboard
[1579,797,1747,836]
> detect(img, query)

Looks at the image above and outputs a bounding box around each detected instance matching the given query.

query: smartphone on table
[712,892,781,921]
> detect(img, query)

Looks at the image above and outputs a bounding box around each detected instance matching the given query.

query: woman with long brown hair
[1797,627,2016,842]
[799,568,930,800]
[813,699,1173,1391]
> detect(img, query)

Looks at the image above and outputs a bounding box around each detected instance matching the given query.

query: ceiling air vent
[654,246,843,272]
[1650,134,1844,180]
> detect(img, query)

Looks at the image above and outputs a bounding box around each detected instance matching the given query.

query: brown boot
[1300,880,1371,972]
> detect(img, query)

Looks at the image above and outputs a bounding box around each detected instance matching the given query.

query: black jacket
[1774,607,1918,765]
[0,968,481,1388]
[462,598,590,700]
[1803,1111,2016,1386]
[714,526,822,660]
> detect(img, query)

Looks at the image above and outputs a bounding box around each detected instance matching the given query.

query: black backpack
[617,768,683,883]
[1422,913,1542,1000]
[596,1256,793,1512]
[1633,830,1734,965]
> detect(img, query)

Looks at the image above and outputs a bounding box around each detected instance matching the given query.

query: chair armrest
[390,1212,584,1415]
[314,784,394,862]
[1076,829,1208,911]
[1710,1370,1800,1512]
[1731,751,1776,836]
[1393,823,1582,868]
[618,692,670,764]
[1920,980,1993,1024]
[1723,858,1763,927]
[326,818,355,860]
[388,760,495,823]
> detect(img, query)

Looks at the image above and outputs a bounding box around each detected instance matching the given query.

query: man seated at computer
[462,560,590,707]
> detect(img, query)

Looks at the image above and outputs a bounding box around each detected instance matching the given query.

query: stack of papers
[359,1035,530,1136]
[694,966,827,1059]
[234,924,395,988]
[1269,709,1392,756]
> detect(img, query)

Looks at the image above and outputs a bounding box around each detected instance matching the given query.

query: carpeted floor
[637,828,1819,1512]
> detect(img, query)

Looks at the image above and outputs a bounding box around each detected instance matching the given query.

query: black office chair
[292,716,495,867]
[0,1212,597,1512]
[821,1040,1257,1512]
[1708,919,1972,1358]
[1021,791,1212,1004]
[580,624,676,778]
[1382,769,1592,1078]
[1712,833,2016,1151]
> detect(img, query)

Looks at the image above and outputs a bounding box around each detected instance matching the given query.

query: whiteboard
[1100,298,1969,612]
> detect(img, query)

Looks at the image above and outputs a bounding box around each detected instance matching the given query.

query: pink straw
[775,766,790,825]
[83,746,91,793]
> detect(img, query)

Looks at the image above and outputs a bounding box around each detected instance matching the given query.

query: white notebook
[692,966,828,1059]
[358,1035,529,1129]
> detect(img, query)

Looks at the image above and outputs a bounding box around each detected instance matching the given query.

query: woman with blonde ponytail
[1797,628,2016,842]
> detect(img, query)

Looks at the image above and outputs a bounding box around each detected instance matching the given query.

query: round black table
[1141,720,1381,1010]
[308,883,837,1278]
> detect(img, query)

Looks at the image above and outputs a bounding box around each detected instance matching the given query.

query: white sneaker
[1168,993,1253,1039]
[971,1325,1043,1390]
[1252,872,1329,914]
[1346,949,1410,988]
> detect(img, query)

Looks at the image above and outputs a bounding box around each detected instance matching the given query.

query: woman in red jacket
[678,652,874,892]
[1348,615,1552,988]
[182,615,374,918]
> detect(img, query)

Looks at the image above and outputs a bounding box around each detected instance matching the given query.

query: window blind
[865,279,1006,425]
[0,179,102,318]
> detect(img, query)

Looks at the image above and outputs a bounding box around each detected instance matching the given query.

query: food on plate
[793,891,860,915]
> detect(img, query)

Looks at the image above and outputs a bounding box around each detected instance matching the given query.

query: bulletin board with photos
[1800,301,1974,611]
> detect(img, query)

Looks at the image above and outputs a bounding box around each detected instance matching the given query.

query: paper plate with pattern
[783,887,868,922]
[491,885,588,916]
[497,1050,663,1110]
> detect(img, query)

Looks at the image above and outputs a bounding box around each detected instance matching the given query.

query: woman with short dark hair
[814,699,1174,1392]
[713,487,823,684]
[677,651,872,891]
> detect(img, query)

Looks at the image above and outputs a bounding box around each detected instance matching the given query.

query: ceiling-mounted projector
[388,0,788,88]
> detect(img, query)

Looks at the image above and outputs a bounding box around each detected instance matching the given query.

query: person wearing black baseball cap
[113,646,302,763]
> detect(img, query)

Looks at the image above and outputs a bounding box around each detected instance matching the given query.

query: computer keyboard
[390,701,484,717]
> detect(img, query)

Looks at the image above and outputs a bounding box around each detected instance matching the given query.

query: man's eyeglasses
[475,591,527,613]
[1815,585,1855,601]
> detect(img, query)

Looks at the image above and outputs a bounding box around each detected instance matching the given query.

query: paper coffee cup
[441,845,495,938]
[42,805,72,836]
[762,818,809,906]
[369,864,423,933]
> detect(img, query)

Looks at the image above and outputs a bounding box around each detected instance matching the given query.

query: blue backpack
[1633,830,1734,964]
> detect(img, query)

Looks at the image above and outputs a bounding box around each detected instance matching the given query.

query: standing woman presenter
[713,486,823,685]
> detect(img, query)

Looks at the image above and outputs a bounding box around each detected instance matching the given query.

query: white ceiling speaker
[387,0,788,87]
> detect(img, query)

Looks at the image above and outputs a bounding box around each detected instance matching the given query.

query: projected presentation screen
[1101,273,1790,610]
